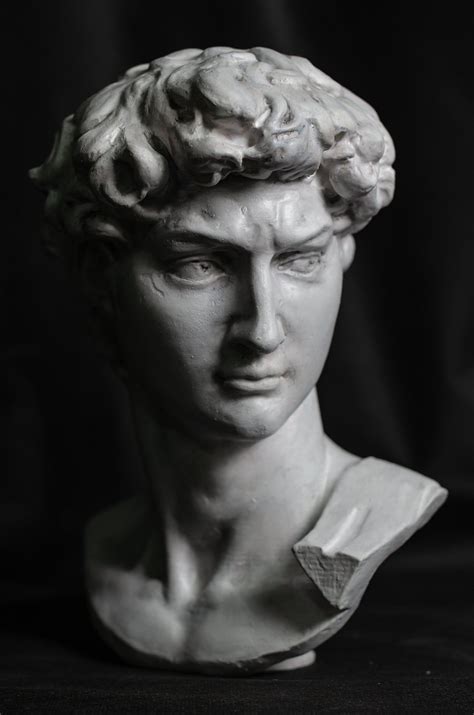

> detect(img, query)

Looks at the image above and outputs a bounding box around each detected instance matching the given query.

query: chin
[205,400,291,443]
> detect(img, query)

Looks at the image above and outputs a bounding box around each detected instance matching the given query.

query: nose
[229,259,285,354]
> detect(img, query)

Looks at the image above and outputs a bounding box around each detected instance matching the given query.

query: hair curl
[30,47,395,255]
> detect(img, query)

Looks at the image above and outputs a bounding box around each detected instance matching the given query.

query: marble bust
[31,47,447,675]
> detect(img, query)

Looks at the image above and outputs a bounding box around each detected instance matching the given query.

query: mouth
[216,370,288,394]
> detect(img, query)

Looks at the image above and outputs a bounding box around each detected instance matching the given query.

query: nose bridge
[238,256,285,352]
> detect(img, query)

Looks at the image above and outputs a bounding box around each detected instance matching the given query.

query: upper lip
[217,368,288,381]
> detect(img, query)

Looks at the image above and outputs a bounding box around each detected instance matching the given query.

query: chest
[87,554,351,672]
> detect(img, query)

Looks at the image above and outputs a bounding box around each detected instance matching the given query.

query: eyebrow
[153,223,333,251]
[278,224,333,250]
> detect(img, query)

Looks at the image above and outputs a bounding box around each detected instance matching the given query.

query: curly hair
[30,47,395,256]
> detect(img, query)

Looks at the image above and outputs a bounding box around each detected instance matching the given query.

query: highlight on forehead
[156,175,326,224]
[148,179,334,251]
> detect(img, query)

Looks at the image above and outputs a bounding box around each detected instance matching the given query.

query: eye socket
[167,256,227,283]
[277,251,326,276]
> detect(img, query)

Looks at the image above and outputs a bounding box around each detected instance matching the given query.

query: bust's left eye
[277,251,325,276]
[168,257,226,282]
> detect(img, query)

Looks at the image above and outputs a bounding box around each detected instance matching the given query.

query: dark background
[1,1,473,711]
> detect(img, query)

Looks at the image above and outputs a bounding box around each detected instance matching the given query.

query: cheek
[285,269,342,371]
[114,260,227,371]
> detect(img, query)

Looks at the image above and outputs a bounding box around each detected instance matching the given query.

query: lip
[217,372,286,394]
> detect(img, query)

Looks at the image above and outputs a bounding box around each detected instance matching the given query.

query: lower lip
[219,376,283,394]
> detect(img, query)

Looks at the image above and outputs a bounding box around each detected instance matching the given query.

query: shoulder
[324,456,447,534]
[294,455,447,610]
[85,496,149,566]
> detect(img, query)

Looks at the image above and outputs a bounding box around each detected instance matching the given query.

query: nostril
[241,315,285,353]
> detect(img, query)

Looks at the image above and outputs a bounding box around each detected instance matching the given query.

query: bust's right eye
[167,256,227,283]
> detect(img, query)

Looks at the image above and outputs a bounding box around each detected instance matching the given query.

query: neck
[131,389,329,607]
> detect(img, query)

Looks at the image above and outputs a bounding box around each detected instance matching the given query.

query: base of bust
[265,650,316,672]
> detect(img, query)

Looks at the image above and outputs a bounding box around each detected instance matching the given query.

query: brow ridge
[155,224,333,252]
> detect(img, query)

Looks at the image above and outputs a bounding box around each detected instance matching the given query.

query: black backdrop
[1,2,473,712]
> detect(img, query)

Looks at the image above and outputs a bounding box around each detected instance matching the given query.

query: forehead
[148,177,332,250]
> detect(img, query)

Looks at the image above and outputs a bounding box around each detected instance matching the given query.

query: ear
[75,237,129,375]
[76,237,126,316]
[337,234,356,271]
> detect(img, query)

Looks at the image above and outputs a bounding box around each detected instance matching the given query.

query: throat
[131,389,329,607]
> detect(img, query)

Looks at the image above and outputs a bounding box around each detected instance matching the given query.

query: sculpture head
[31,47,395,442]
